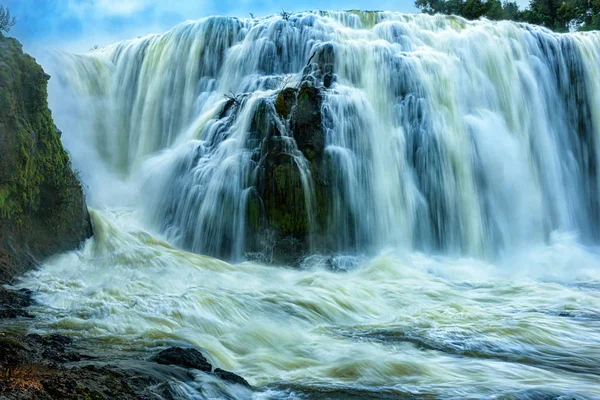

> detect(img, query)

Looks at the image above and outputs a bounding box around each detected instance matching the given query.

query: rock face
[153,347,212,373]
[0,34,92,284]
[0,287,32,318]
[241,44,336,264]
[0,333,178,400]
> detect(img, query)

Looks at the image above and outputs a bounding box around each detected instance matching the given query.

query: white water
[18,11,600,399]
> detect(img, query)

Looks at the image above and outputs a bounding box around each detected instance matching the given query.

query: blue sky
[5,0,418,52]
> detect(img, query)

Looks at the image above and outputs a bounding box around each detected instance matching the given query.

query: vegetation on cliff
[0,32,92,283]
[415,0,600,32]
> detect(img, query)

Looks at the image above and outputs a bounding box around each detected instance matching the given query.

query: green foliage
[414,0,600,31]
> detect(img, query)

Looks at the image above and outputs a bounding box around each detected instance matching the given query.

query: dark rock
[323,72,336,88]
[250,99,281,143]
[219,96,237,119]
[275,87,298,119]
[0,287,33,318]
[261,154,310,241]
[0,333,80,367]
[214,368,251,388]
[301,42,336,87]
[314,43,336,71]
[0,349,173,400]
[153,347,212,372]
[242,77,331,263]
[291,84,324,163]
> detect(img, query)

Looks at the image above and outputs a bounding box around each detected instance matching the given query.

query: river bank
[0,284,252,399]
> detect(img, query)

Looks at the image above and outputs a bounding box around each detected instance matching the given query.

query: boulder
[153,347,212,373]
[214,368,251,388]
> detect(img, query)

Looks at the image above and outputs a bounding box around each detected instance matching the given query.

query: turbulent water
[15,11,600,399]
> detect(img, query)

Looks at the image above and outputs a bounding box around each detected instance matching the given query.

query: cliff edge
[0,33,92,284]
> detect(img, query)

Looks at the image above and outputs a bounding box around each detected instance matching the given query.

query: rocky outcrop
[214,368,251,388]
[153,347,251,388]
[0,290,251,399]
[239,44,337,263]
[0,33,92,284]
[0,333,177,400]
[153,347,212,373]
[0,286,32,318]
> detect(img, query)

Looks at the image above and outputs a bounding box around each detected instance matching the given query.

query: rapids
[15,10,600,399]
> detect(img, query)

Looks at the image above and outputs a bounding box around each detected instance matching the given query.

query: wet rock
[323,72,336,88]
[262,154,310,240]
[301,42,336,87]
[218,96,237,119]
[0,287,33,318]
[0,358,172,400]
[275,87,298,119]
[242,77,333,263]
[153,347,212,373]
[214,368,251,388]
[314,42,336,71]
[291,84,324,163]
[0,35,92,286]
[0,333,80,367]
[250,99,281,143]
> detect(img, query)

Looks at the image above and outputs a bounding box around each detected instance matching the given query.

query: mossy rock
[243,79,332,262]
[0,33,92,283]
[275,87,298,119]
[291,84,324,163]
[262,154,309,238]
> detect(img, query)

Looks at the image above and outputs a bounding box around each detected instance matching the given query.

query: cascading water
[15,11,600,399]
[48,11,600,262]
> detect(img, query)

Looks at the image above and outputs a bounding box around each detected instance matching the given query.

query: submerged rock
[153,347,212,373]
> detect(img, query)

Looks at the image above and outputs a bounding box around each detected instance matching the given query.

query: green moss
[0,34,91,275]
[264,162,309,237]
[0,35,81,230]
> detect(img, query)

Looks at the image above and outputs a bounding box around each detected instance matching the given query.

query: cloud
[67,0,156,17]
[6,0,417,54]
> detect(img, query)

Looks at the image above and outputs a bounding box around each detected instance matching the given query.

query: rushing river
[17,10,600,399]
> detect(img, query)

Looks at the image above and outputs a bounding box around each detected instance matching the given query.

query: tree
[415,0,522,19]
[484,0,507,19]
[0,6,16,33]
[461,0,487,19]
[502,1,522,20]
[566,0,600,29]
[414,0,600,30]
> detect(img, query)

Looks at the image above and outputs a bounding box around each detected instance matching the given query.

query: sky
[4,0,418,53]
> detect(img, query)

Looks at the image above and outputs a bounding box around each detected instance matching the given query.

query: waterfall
[49,11,600,262]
